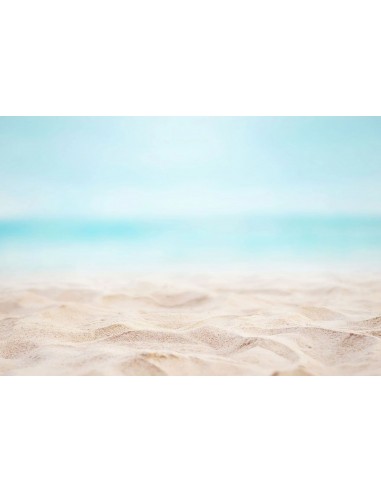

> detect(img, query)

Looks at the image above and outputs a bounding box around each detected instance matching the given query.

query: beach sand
[1,271,381,375]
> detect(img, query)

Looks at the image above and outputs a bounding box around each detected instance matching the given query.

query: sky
[1,117,380,219]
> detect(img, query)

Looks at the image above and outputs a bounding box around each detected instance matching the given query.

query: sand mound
[1,272,381,375]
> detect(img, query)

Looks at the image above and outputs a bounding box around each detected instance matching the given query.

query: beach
[1,271,381,375]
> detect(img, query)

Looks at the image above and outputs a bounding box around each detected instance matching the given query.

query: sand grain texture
[1,273,381,375]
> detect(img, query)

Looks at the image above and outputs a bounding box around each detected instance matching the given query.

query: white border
[1,0,381,115]
[1,378,380,492]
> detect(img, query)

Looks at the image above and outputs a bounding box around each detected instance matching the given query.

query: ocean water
[1,216,381,272]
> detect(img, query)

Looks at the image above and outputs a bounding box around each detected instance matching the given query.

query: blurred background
[1,116,381,272]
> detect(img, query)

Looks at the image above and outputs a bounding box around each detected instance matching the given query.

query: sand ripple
[1,273,381,375]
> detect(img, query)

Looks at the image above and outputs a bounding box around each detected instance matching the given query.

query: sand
[1,271,381,375]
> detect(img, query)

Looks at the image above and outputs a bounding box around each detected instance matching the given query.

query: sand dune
[1,272,381,375]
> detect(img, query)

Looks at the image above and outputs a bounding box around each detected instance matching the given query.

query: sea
[1,216,381,273]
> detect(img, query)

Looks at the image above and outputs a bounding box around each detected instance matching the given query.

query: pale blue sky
[1,117,380,218]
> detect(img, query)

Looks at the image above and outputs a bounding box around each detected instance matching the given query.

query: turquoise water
[1,216,381,272]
